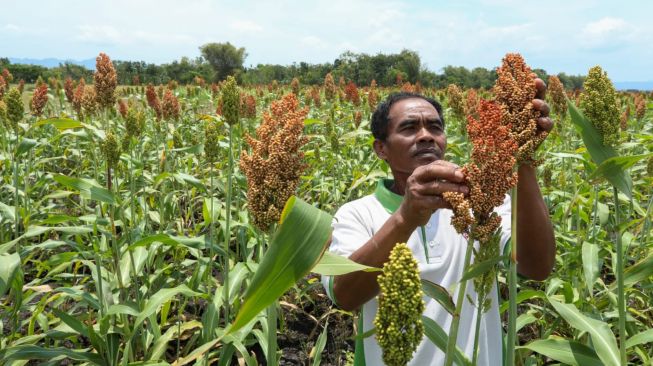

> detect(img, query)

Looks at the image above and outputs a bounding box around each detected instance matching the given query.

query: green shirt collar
[374,179,403,213]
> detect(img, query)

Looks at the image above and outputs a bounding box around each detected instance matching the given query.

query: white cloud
[582,17,627,37]
[230,20,264,33]
[4,23,21,32]
[301,36,328,49]
[76,25,122,44]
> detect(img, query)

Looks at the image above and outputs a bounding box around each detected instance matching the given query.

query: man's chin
[414,154,442,164]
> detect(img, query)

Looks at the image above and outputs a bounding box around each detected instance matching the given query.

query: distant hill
[614,81,653,91]
[8,57,97,70]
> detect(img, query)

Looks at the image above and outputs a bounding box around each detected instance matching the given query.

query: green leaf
[203,197,222,224]
[310,318,329,366]
[548,298,620,366]
[0,201,15,222]
[311,251,380,275]
[32,117,84,130]
[460,255,507,282]
[0,252,21,297]
[623,252,653,287]
[52,309,90,339]
[151,320,202,360]
[15,138,38,157]
[229,196,332,334]
[421,279,455,315]
[53,175,116,204]
[519,337,603,366]
[567,100,632,198]
[581,242,600,290]
[132,285,202,333]
[0,345,106,365]
[421,316,471,366]
[626,328,653,349]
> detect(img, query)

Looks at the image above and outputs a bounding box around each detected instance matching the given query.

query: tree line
[0,42,586,89]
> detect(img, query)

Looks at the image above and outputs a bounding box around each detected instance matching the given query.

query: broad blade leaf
[581,242,600,290]
[421,279,455,315]
[229,196,332,333]
[460,255,507,282]
[421,316,471,366]
[15,138,38,157]
[0,345,105,365]
[626,328,653,349]
[32,117,83,130]
[133,285,202,332]
[548,298,620,366]
[0,252,21,296]
[623,252,653,287]
[54,175,116,204]
[567,100,632,198]
[311,251,380,275]
[519,337,602,366]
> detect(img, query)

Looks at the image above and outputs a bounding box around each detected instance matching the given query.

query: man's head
[371,92,445,141]
[371,93,447,178]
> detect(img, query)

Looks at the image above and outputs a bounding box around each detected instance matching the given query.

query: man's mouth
[413,147,440,157]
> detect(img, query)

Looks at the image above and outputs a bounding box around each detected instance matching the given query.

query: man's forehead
[388,97,440,119]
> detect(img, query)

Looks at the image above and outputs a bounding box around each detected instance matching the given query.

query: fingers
[537,116,554,132]
[532,99,550,117]
[415,160,465,183]
[534,76,547,100]
[420,179,469,195]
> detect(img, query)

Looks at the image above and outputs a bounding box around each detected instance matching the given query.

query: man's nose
[416,125,435,141]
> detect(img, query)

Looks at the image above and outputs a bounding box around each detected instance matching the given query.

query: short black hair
[370,92,445,141]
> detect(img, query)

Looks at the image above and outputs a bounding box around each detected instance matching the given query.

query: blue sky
[1,0,652,81]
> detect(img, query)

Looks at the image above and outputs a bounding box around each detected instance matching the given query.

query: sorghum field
[0,53,652,366]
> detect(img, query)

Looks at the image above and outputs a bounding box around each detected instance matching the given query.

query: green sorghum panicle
[204,120,220,163]
[374,243,425,366]
[580,66,620,146]
[647,155,653,177]
[0,100,7,129]
[102,130,121,169]
[222,76,240,126]
[5,87,24,128]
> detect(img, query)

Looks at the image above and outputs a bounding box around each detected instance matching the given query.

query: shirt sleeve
[321,201,374,305]
[496,193,512,255]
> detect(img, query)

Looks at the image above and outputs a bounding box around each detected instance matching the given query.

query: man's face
[373,98,446,177]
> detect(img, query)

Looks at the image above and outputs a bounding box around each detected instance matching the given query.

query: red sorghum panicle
[81,86,97,118]
[17,79,25,94]
[240,93,257,119]
[465,88,480,120]
[443,100,518,243]
[368,80,378,110]
[548,75,567,117]
[290,77,300,96]
[634,94,646,121]
[118,99,128,119]
[344,81,361,106]
[72,78,86,117]
[30,83,48,116]
[2,68,13,83]
[64,77,75,104]
[324,73,336,101]
[310,85,321,107]
[146,84,162,120]
[94,53,117,109]
[0,75,6,98]
[494,53,546,164]
[401,82,415,93]
[240,93,309,231]
[162,89,180,121]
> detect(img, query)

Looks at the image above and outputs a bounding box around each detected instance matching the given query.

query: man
[321,81,555,365]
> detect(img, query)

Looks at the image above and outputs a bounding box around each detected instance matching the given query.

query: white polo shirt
[322,179,511,366]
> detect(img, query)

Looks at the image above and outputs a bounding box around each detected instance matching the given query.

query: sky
[1,0,652,82]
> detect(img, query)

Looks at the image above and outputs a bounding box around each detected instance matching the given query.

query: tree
[200,42,247,81]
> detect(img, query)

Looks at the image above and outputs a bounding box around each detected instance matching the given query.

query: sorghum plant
[579,66,620,146]
[94,53,117,110]
[548,75,567,117]
[324,73,336,102]
[239,93,309,231]
[30,83,48,117]
[162,89,180,121]
[446,84,465,121]
[374,243,425,366]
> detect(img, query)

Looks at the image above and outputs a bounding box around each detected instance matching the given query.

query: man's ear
[373,139,387,161]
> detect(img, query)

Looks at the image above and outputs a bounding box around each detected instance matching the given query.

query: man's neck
[389,172,409,196]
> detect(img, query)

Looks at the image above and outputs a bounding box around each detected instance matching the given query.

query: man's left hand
[533,77,554,134]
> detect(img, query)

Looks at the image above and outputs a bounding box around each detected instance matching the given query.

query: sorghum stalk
[506,186,518,366]
[614,186,627,365]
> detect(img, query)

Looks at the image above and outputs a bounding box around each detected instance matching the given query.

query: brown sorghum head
[30,83,48,117]
[145,84,162,120]
[64,77,75,104]
[239,93,309,231]
[548,75,567,117]
[162,89,180,121]
[494,53,546,164]
[94,52,117,109]
[324,73,336,101]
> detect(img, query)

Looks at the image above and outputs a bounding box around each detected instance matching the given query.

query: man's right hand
[397,160,469,228]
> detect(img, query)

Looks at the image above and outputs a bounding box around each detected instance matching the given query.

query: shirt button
[426,223,432,228]
[429,240,436,247]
